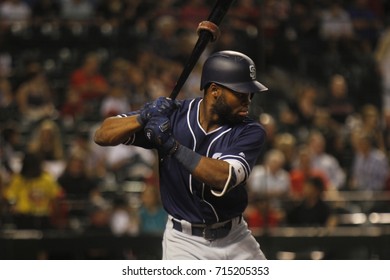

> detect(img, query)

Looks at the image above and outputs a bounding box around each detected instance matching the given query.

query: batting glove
[137,97,180,126]
[144,116,179,156]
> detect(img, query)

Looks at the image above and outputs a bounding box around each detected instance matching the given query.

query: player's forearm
[173,144,230,190]
[94,115,142,146]
[192,157,231,190]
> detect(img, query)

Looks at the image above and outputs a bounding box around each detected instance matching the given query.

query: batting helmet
[200,50,268,93]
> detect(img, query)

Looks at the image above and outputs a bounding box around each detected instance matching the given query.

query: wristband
[173,144,201,173]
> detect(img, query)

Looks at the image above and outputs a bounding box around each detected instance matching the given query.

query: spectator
[349,130,389,191]
[66,127,107,182]
[28,119,66,179]
[286,176,334,227]
[100,83,130,119]
[60,0,94,21]
[244,198,282,233]
[57,151,98,201]
[247,149,290,208]
[311,108,344,163]
[109,196,139,237]
[358,104,386,152]
[60,86,85,126]
[307,130,346,190]
[28,119,65,161]
[273,132,297,172]
[287,83,321,142]
[289,145,329,200]
[0,0,32,26]
[257,113,278,162]
[148,15,181,61]
[69,52,109,120]
[2,152,63,229]
[347,0,382,49]
[229,0,261,32]
[15,63,57,124]
[245,149,289,231]
[138,185,167,235]
[319,0,354,41]
[325,74,355,126]
[0,124,22,184]
[178,0,209,32]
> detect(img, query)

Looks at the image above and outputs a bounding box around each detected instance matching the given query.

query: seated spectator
[28,119,66,178]
[15,63,57,124]
[60,86,85,127]
[244,198,282,233]
[319,0,354,41]
[0,124,22,182]
[28,119,64,161]
[100,83,131,118]
[60,0,94,21]
[109,196,139,237]
[137,185,167,235]
[289,145,329,200]
[286,176,334,227]
[273,132,297,172]
[69,52,109,120]
[2,152,63,229]
[247,149,290,209]
[178,0,209,32]
[0,0,31,27]
[347,0,382,49]
[325,74,355,126]
[349,130,389,191]
[358,104,386,152]
[307,130,346,190]
[57,151,98,201]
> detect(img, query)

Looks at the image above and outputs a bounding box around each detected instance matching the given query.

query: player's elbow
[93,128,110,146]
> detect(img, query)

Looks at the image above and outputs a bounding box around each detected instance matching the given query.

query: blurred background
[1,0,390,260]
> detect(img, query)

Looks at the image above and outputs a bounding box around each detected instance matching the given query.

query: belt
[171,216,241,241]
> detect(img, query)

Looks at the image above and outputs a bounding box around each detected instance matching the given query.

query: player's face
[212,86,252,125]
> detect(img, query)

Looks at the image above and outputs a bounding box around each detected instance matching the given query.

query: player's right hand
[137,97,180,126]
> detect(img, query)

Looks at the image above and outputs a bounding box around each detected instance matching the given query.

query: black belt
[172,217,240,241]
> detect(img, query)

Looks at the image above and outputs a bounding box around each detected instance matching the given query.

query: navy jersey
[123,98,266,224]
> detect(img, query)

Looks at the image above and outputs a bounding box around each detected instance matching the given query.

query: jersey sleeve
[218,122,266,183]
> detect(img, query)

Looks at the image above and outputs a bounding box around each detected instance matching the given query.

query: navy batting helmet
[200,50,268,93]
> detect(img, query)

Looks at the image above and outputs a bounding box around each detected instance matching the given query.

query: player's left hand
[137,97,180,126]
[144,116,178,156]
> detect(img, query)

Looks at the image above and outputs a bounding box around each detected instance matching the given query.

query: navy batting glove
[137,97,180,126]
[144,116,178,156]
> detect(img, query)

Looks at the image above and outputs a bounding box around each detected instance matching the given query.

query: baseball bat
[169,0,236,100]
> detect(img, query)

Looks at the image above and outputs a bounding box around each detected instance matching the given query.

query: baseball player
[94,50,268,260]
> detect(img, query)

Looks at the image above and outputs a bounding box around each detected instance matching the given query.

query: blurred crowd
[1,0,390,240]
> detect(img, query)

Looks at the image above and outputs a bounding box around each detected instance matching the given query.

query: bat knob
[197,21,220,42]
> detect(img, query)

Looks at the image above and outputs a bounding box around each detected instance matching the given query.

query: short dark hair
[306,176,325,192]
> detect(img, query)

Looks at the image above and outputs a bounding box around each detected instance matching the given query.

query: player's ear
[209,83,219,97]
